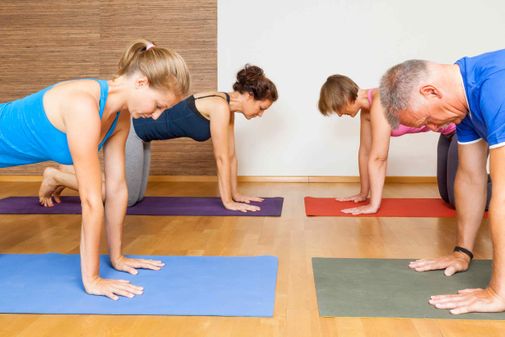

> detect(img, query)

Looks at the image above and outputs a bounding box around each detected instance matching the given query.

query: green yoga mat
[313,258,505,320]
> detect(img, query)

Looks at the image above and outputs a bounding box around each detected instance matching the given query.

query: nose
[151,109,163,120]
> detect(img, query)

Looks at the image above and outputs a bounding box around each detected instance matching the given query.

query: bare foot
[52,185,66,204]
[39,167,60,207]
[59,164,75,174]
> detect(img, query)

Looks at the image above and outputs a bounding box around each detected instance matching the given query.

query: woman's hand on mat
[341,204,378,215]
[409,252,470,276]
[233,194,264,204]
[429,287,505,314]
[336,193,368,203]
[224,201,260,212]
[111,256,165,275]
[84,277,144,300]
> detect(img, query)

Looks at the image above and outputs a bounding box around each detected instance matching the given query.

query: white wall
[218,0,505,176]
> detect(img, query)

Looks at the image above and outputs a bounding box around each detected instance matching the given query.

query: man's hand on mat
[85,277,144,300]
[112,256,165,275]
[225,201,261,212]
[341,204,378,215]
[336,193,368,203]
[409,252,470,276]
[429,287,505,314]
[233,194,264,203]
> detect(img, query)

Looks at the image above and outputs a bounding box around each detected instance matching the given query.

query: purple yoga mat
[0,196,284,216]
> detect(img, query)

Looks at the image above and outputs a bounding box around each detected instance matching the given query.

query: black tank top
[132,93,230,142]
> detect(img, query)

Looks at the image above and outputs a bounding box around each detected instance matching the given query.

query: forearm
[230,156,239,198]
[454,169,487,250]
[367,157,387,207]
[104,183,128,261]
[216,156,233,205]
[489,195,505,293]
[80,197,105,284]
[358,146,370,196]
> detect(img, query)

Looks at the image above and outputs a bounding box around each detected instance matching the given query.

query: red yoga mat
[304,197,457,217]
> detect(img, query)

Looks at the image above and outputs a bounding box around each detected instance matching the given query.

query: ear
[244,91,255,101]
[135,75,149,89]
[419,85,441,99]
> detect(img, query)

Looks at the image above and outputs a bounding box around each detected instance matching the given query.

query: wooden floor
[0,181,502,337]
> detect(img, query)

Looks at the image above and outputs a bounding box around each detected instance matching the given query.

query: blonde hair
[117,39,190,97]
[318,75,359,116]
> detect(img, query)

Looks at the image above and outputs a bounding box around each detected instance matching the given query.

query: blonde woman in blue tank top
[0,39,190,300]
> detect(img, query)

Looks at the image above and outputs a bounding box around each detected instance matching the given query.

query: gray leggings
[437,133,491,210]
[126,122,151,207]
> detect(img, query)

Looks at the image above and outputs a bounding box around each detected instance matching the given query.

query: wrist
[109,254,123,264]
[222,199,234,207]
[453,246,474,260]
[82,274,100,286]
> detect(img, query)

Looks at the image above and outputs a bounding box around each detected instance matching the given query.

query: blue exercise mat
[0,254,278,316]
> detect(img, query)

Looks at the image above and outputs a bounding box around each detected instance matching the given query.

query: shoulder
[479,73,505,115]
[55,80,101,113]
[195,93,230,118]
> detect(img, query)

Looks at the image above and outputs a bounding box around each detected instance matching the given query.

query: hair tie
[145,42,155,51]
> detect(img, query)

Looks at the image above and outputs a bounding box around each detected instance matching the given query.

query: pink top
[367,89,456,137]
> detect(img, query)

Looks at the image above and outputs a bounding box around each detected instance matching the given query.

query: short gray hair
[379,60,429,128]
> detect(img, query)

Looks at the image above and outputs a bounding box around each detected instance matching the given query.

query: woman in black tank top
[38,65,279,213]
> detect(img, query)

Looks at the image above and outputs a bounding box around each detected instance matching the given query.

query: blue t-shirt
[456,49,505,148]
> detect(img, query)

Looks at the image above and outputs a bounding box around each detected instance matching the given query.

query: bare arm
[410,140,488,275]
[357,113,372,198]
[487,145,505,303]
[367,96,392,208]
[428,144,505,314]
[209,101,258,212]
[102,115,165,276]
[64,94,131,299]
[336,113,372,202]
[102,114,129,262]
[228,113,239,198]
[342,94,391,214]
[228,112,264,205]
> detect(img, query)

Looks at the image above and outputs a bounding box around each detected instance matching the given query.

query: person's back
[0,80,116,167]
[132,95,217,143]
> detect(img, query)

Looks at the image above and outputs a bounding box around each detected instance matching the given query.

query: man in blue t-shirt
[379,49,505,314]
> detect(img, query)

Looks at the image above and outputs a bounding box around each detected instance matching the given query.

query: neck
[227,91,242,113]
[448,64,470,115]
[106,77,130,116]
[356,88,372,111]
[435,64,469,119]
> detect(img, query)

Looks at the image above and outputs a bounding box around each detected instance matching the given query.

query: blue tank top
[132,93,230,142]
[0,79,119,167]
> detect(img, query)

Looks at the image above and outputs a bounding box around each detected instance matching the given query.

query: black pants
[437,133,491,210]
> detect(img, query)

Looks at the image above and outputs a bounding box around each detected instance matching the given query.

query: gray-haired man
[380,49,505,314]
